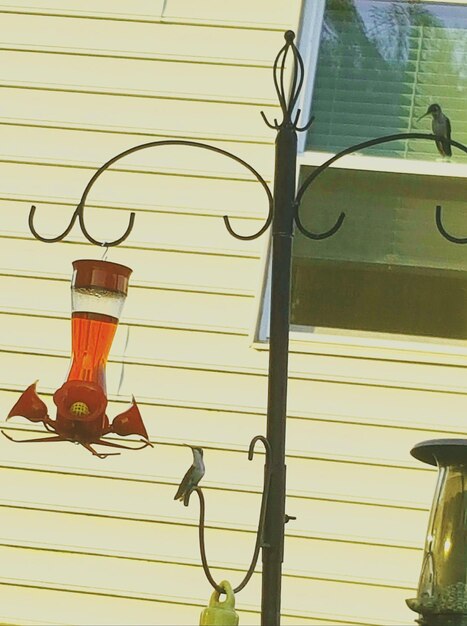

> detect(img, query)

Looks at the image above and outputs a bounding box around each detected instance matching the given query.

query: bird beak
[417,111,429,122]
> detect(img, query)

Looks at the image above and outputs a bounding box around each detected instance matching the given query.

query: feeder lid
[72,259,132,294]
[411,438,467,467]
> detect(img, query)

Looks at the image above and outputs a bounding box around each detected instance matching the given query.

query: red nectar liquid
[67,312,119,392]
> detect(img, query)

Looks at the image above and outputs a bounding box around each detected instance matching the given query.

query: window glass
[306,0,467,161]
[291,166,467,340]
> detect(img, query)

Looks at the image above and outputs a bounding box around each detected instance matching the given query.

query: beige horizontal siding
[0,13,282,65]
[0,161,272,223]
[1,314,467,435]
[4,311,467,394]
[0,463,427,542]
[0,416,435,505]
[0,238,259,294]
[0,126,274,180]
[0,0,301,30]
[0,504,422,588]
[0,206,263,259]
[7,201,262,246]
[0,87,278,140]
[0,1,462,625]
[2,344,467,448]
[290,332,467,367]
[162,0,302,29]
[0,583,405,626]
[1,309,467,400]
[0,51,276,104]
[0,583,216,626]
[0,1,165,21]
[0,544,414,625]
[0,276,252,333]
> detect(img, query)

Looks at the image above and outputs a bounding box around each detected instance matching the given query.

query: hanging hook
[294,200,345,241]
[28,202,135,247]
[435,205,467,244]
[28,204,81,243]
[260,110,280,130]
[77,203,135,247]
[191,434,272,594]
[295,114,315,133]
[223,209,273,241]
[101,242,110,260]
[434,138,467,241]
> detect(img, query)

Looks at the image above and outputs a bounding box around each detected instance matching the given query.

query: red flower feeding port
[3,259,152,458]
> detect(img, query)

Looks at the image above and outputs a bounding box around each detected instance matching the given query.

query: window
[292,167,467,339]
[283,0,467,344]
[304,0,467,160]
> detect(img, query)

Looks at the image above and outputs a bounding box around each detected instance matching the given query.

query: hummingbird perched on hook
[174,445,205,506]
[417,103,452,157]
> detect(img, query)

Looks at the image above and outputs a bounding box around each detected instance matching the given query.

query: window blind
[306,0,467,161]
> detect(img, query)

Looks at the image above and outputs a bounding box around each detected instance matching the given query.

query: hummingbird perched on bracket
[174,445,205,506]
[417,103,452,157]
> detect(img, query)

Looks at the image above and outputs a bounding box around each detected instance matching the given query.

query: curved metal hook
[28,201,135,247]
[433,139,467,244]
[292,108,302,127]
[28,204,80,243]
[260,110,280,130]
[294,201,345,240]
[295,114,315,133]
[435,204,467,244]
[192,434,272,594]
[223,210,272,241]
[77,204,136,247]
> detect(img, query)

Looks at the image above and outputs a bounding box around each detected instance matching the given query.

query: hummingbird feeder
[407,439,467,626]
[199,580,239,626]
[3,259,152,458]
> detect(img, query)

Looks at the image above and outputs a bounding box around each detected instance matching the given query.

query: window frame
[252,0,467,360]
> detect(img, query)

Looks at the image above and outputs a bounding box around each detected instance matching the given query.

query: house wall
[0,1,465,625]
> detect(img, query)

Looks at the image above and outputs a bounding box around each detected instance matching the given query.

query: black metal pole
[261,123,297,626]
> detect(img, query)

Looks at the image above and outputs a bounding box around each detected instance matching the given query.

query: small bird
[174,445,205,506]
[417,103,452,157]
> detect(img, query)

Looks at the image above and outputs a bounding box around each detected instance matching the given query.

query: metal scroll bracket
[27,140,274,247]
[187,435,272,595]
[294,134,467,243]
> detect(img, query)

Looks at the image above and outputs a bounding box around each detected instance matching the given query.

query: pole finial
[260,30,311,131]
